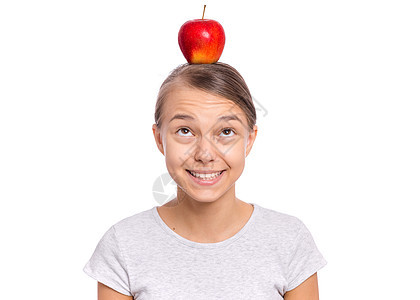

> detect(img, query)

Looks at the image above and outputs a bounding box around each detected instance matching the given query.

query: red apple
[178,9,225,64]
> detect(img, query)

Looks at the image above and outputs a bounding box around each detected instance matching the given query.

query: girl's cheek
[171,133,195,145]
[165,141,195,162]
[219,137,243,152]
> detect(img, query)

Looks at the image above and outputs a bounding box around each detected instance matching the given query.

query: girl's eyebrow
[169,113,243,125]
[169,113,195,123]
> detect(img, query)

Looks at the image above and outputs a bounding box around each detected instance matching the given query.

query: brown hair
[154,62,257,131]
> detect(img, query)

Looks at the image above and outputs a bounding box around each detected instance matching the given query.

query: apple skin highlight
[178,19,225,64]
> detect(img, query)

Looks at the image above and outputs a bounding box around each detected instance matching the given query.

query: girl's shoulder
[110,206,156,235]
[254,203,304,229]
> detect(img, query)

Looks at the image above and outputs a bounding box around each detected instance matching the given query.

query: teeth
[190,170,223,180]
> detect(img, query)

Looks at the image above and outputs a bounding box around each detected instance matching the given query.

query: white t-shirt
[83,202,327,299]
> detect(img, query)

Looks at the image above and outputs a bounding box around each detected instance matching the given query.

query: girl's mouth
[186,169,226,186]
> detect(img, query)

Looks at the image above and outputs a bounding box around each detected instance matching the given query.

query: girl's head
[152,62,258,204]
[154,62,257,131]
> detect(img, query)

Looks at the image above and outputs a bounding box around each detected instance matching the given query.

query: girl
[83,62,327,299]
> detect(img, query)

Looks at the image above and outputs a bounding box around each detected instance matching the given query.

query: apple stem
[202,4,206,19]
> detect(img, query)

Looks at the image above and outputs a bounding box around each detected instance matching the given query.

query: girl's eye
[220,128,235,137]
[176,128,193,137]
[176,127,235,137]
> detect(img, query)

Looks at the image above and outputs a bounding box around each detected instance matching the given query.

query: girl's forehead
[161,83,248,127]
[166,97,244,120]
[167,97,237,112]
[168,85,229,104]
[165,85,239,113]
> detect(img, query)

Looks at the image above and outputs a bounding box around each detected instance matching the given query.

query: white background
[1,0,419,299]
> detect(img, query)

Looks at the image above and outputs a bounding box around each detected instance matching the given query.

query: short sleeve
[83,225,132,296]
[285,219,327,292]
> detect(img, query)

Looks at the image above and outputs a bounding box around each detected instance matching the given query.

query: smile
[186,169,226,186]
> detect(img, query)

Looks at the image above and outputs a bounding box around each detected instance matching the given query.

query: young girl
[83,62,327,300]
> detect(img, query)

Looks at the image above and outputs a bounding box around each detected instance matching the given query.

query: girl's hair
[154,62,257,131]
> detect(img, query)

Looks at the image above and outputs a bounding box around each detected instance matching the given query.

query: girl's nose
[193,136,218,164]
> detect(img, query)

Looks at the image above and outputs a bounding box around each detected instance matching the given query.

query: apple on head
[178,5,225,64]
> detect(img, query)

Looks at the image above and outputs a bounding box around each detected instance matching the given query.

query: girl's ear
[152,124,165,156]
[245,125,258,157]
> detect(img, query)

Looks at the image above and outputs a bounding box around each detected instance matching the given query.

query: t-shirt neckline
[152,202,260,249]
